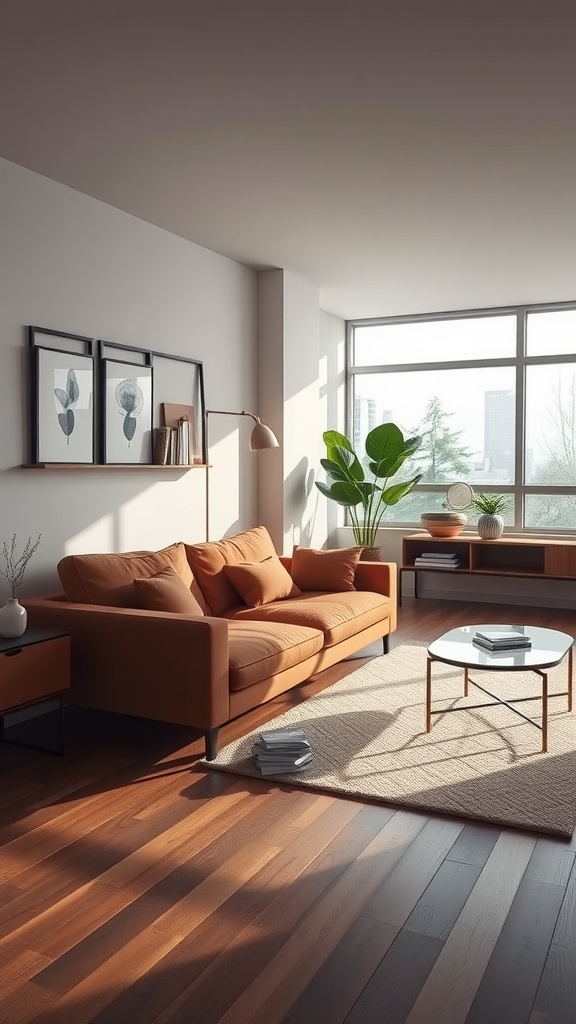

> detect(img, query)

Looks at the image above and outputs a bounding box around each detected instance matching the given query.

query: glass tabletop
[428,623,574,671]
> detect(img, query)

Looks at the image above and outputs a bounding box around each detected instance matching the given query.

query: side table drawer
[0,636,71,712]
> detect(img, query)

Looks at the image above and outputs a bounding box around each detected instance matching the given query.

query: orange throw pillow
[133,566,205,615]
[185,525,278,614]
[57,541,193,606]
[290,546,362,592]
[224,556,301,608]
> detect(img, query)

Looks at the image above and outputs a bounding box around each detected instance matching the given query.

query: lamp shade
[249,418,279,450]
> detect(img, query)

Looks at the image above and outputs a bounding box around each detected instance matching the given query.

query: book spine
[152,427,171,465]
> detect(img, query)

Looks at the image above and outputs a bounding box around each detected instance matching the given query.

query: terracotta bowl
[420,512,467,538]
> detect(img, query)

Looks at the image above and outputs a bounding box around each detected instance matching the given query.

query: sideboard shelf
[21,463,209,471]
[400,532,576,604]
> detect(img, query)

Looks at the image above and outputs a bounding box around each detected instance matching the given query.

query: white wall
[0,158,258,597]
[258,269,328,554]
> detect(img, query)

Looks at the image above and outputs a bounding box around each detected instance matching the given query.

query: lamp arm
[204,408,275,541]
[205,409,259,423]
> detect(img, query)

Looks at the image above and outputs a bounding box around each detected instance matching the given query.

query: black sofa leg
[205,727,219,761]
[383,635,390,655]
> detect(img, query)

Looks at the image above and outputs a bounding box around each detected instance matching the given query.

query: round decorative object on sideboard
[420,512,468,538]
[477,513,504,540]
[0,597,27,638]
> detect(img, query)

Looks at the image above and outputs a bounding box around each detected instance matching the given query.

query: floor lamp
[204,409,279,541]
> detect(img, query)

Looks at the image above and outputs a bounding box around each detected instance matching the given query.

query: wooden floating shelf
[21,463,209,470]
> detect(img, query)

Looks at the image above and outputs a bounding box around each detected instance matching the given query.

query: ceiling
[2,0,576,319]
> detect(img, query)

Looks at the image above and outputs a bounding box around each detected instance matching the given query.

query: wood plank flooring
[1,597,576,1023]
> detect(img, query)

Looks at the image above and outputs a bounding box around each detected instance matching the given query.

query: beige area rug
[203,643,576,838]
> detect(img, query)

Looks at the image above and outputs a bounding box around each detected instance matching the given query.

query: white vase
[0,598,27,638]
[477,514,504,540]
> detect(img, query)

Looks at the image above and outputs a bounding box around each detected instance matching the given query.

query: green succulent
[315,423,423,547]
[471,493,511,515]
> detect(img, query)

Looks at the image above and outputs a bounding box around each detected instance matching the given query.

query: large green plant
[316,424,423,546]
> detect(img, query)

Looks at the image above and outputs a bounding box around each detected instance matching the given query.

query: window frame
[346,299,576,535]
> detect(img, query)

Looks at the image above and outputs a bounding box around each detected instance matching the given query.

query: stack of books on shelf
[153,419,196,465]
[472,630,532,652]
[252,727,312,776]
[413,551,460,570]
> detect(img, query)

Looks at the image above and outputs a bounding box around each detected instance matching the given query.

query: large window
[348,303,576,532]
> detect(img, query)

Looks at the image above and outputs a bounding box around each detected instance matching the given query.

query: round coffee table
[426,623,574,752]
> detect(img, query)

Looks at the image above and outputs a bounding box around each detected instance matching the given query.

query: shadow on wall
[285,458,318,550]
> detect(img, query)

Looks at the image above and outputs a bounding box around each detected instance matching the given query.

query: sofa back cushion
[290,546,363,592]
[223,556,301,608]
[185,525,277,614]
[58,542,194,606]
[133,566,205,614]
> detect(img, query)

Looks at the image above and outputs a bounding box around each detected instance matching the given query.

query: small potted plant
[471,493,511,539]
[0,533,42,637]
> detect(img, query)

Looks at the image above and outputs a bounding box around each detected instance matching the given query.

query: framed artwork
[30,340,95,464]
[101,358,153,464]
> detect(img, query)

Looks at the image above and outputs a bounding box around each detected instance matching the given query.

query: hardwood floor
[1,598,576,1024]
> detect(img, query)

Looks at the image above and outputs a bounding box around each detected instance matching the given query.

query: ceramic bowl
[420,512,467,538]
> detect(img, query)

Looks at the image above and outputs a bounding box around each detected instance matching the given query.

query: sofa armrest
[353,561,397,632]
[25,597,230,731]
[279,556,397,633]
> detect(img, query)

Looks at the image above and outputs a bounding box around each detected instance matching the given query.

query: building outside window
[346,303,576,532]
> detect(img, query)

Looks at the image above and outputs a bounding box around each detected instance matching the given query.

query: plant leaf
[57,409,74,437]
[325,443,364,481]
[66,369,79,405]
[323,430,353,452]
[315,479,363,506]
[365,423,405,462]
[382,475,423,505]
[320,457,349,482]
[54,387,69,410]
[123,414,137,442]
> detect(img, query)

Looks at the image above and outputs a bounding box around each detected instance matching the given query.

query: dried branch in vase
[0,533,42,597]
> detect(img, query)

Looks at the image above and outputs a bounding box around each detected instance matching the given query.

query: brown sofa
[26,526,397,759]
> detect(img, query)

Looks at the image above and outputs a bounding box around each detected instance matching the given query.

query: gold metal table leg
[568,646,573,713]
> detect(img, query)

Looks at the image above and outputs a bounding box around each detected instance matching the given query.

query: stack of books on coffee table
[414,551,460,570]
[472,630,532,652]
[252,728,312,776]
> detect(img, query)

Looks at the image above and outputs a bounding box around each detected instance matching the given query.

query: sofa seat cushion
[227,621,324,692]
[185,526,278,615]
[57,542,194,606]
[227,591,391,648]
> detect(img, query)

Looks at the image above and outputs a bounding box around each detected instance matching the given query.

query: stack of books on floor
[413,551,460,570]
[472,630,532,652]
[252,728,312,776]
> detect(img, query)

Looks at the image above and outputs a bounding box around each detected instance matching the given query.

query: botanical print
[103,360,152,463]
[54,368,80,443]
[115,378,144,445]
[35,348,94,463]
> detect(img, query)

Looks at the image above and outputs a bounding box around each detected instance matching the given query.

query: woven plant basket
[360,546,382,561]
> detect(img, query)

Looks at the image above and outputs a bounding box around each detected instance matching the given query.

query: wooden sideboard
[400,533,576,604]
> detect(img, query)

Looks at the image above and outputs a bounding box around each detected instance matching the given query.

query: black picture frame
[101,357,154,464]
[29,327,95,464]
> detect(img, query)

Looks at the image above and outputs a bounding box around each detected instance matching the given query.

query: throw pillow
[57,541,193,606]
[290,546,363,592]
[133,566,205,614]
[185,525,278,614]
[223,556,301,608]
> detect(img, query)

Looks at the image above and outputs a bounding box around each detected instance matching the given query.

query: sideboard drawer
[0,635,71,712]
